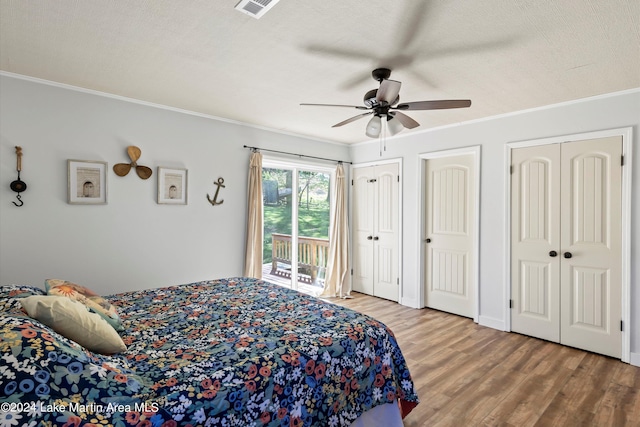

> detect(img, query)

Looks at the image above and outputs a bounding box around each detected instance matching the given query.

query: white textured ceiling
[1,0,639,144]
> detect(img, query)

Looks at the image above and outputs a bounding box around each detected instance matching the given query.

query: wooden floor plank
[319,291,640,427]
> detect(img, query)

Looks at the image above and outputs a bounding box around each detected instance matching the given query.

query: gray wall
[0,75,349,294]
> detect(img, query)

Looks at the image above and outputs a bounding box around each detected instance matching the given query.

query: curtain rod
[243,145,352,164]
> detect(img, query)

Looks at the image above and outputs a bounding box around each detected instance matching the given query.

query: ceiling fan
[301,68,471,138]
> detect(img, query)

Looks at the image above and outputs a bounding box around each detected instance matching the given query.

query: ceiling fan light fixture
[387,116,404,136]
[365,115,382,138]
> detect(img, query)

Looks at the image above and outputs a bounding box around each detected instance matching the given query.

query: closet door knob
[564,252,573,259]
[426,238,431,243]
[367,236,373,240]
[549,251,557,257]
[373,236,379,241]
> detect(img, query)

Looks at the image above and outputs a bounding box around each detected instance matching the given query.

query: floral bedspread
[1,278,418,426]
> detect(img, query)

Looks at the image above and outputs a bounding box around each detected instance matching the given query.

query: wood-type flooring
[328,292,640,427]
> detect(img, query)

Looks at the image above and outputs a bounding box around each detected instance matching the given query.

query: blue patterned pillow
[0,284,46,312]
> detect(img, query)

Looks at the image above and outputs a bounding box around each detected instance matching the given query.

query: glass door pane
[297,170,330,294]
[262,167,294,288]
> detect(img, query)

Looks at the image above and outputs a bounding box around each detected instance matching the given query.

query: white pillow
[21,295,127,355]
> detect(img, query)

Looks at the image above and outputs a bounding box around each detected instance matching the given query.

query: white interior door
[559,137,622,358]
[352,166,374,295]
[424,154,476,318]
[373,163,399,301]
[511,144,561,342]
[511,137,622,358]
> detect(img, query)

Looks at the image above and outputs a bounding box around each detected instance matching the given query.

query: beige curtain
[243,150,263,278]
[320,163,350,298]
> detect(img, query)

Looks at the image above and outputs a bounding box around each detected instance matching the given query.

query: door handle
[373,236,379,241]
[549,250,557,257]
[367,236,373,240]
[426,238,431,243]
[564,252,573,259]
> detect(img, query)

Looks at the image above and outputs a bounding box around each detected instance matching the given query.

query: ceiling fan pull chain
[383,115,387,153]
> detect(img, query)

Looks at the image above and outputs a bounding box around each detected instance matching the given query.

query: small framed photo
[68,160,107,204]
[157,167,188,205]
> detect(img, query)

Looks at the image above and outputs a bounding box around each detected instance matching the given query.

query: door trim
[418,146,481,323]
[504,127,633,363]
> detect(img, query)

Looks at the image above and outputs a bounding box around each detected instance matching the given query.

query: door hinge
[621,320,624,331]
[351,179,354,186]
[397,175,400,182]
[509,299,513,309]
[510,165,514,175]
[397,278,399,285]
[350,268,353,275]
[621,155,624,166]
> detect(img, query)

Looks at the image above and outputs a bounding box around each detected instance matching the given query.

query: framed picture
[157,167,188,205]
[68,160,107,204]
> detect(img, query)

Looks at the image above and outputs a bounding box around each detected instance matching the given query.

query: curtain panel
[243,151,263,278]
[320,163,350,298]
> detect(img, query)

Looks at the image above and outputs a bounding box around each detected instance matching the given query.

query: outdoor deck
[261,263,324,296]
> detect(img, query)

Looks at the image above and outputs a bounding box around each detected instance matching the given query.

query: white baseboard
[479,315,507,331]
[630,352,640,367]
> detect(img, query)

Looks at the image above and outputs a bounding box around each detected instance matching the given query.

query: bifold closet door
[352,167,375,296]
[511,137,622,358]
[372,163,399,301]
[352,163,399,301]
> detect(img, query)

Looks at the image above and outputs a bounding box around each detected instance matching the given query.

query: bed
[0,277,418,426]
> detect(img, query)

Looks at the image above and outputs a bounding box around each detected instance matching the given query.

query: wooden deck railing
[271,233,329,284]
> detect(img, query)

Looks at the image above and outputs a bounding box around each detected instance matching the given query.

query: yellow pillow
[45,279,124,332]
[20,295,127,355]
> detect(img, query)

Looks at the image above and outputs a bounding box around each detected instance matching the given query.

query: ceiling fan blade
[332,111,373,128]
[395,99,472,110]
[391,111,420,129]
[396,1,432,51]
[376,79,401,104]
[301,103,369,110]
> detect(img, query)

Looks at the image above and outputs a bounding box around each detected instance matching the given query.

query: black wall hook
[10,146,27,207]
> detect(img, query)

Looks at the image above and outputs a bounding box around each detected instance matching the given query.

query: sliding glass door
[262,160,331,293]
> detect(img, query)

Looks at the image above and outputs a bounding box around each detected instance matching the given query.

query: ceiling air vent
[234,0,280,19]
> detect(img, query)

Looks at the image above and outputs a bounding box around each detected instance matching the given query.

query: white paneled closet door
[511,144,561,342]
[352,163,399,301]
[559,138,622,357]
[511,136,622,358]
[352,167,375,296]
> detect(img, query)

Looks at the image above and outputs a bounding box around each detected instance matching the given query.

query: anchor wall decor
[207,177,225,206]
